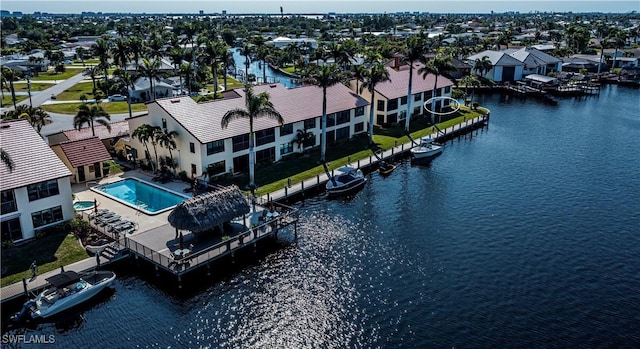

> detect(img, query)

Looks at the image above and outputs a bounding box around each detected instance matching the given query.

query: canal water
[230,48,301,88]
[3,85,639,347]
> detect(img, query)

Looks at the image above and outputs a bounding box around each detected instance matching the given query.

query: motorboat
[14,270,116,320]
[377,161,397,176]
[410,137,443,159]
[326,166,366,196]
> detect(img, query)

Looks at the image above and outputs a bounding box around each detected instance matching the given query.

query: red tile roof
[374,63,455,100]
[154,83,369,144]
[48,121,130,145]
[0,119,71,191]
[59,137,112,168]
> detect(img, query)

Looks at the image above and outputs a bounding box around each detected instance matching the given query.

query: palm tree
[75,47,86,66]
[139,58,163,101]
[0,148,13,172]
[361,63,390,146]
[419,55,455,124]
[168,47,185,93]
[132,124,160,172]
[111,38,130,70]
[473,56,492,80]
[221,85,284,192]
[113,68,136,119]
[350,64,367,97]
[127,36,145,71]
[201,40,225,96]
[2,105,52,134]
[304,65,343,163]
[239,43,253,83]
[93,38,112,96]
[220,49,235,91]
[403,35,427,133]
[85,66,99,92]
[460,74,480,106]
[74,103,111,137]
[1,67,18,109]
[155,128,179,174]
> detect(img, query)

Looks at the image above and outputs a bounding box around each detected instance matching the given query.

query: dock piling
[22,278,28,296]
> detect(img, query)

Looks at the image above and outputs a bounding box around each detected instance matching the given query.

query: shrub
[178,170,188,182]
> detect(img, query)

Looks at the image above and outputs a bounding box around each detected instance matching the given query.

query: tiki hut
[168,185,250,234]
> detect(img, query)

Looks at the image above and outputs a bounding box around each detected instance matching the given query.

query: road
[1,71,146,136]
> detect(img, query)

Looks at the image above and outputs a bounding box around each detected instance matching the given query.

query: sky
[1,0,638,14]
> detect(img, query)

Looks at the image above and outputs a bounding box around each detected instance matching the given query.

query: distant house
[507,47,562,76]
[0,119,74,243]
[126,83,369,177]
[350,60,455,126]
[467,50,525,82]
[47,120,130,151]
[50,137,113,183]
[449,57,473,79]
[265,37,318,50]
[129,77,176,102]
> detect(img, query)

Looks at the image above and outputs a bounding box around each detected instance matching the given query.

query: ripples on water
[4,86,639,348]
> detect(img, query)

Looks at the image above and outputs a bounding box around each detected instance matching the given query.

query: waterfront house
[506,47,562,76]
[467,50,525,82]
[50,137,113,184]
[129,77,177,102]
[0,119,74,243]
[266,37,318,50]
[349,61,455,127]
[126,83,369,178]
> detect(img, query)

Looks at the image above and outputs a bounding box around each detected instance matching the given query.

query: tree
[361,63,390,146]
[132,124,160,172]
[2,105,52,134]
[0,148,13,172]
[201,40,225,96]
[139,58,163,101]
[155,128,179,174]
[239,43,253,84]
[113,68,136,119]
[220,49,235,91]
[460,74,480,107]
[403,35,427,133]
[221,85,284,192]
[304,65,343,163]
[350,64,367,97]
[74,103,111,137]
[93,38,112,96]
[419,55,455,124]
[168,47,185,94]
[75,47,86,66]
[1,67,18,109]
[473,56,492,79]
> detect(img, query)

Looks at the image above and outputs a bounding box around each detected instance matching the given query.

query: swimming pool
[91,178,187,215]
[73,200,96,211]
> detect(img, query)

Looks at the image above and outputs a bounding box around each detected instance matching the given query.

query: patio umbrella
[179,231,184,250]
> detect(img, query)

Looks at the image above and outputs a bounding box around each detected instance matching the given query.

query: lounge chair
[88,209,110,220]
[95,212,116,224]
[99,216,121,226]
[107,220,131,232]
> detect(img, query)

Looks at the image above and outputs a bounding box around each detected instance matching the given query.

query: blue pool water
[93,179,187,214]
[72,200,96,211]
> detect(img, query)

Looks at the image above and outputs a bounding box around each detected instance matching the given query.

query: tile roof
[154,83,369,144]
[58,137,112,168]
[374,63,455,100]
[48,120,130,145]
[0,119,71,191]
[509,47,561,68]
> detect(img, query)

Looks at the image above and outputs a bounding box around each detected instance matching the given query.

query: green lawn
[41,101,148,115]
[55,81,96,101]
[205,77,244,92]
[30,70,83,81]
[12,82,53,92]
[1,233,89,287]
[220,107,484,195]
[1,95,28,107]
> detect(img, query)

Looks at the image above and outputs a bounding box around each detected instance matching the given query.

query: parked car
[108,94,127,101]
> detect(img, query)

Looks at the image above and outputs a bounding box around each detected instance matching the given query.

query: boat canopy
[45,271,81,289]
[336,166,358,174]
[420,138,434,143]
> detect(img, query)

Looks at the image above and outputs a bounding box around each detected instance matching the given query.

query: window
[189,142,195,153]
[233,154,249,173]
[327,113,336,127]
[232,134,250,152]
[354,122,364,133]
[423,91,431,100]
[377,114,385,124]
[280,143,294,155]
[256,147,275,164]
[414,93,422,102]
[88,165,95,173]
[206,160,225,176]
[1,190,17,214]
[304,118,316,129]
[162,118,167,130]
[27,179,60,202]
[206,140,225,155]
[444,86,451,94]
[377,100,385,111]
[355,106,365,116]
[388,98,398,111]
[255,129,275,146]
[280,124,293,136]
[1,218,22,242]
[335,126,350,141]
[191,164,197,175]
[335,110,350,125]
[31,206,63,228]
[401,96,408,105]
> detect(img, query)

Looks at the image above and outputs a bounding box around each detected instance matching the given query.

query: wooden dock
[263,114,490,203]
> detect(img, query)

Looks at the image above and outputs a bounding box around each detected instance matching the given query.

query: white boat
[410,137,443,159]
[19,271,116,320]
[326,166,366,196]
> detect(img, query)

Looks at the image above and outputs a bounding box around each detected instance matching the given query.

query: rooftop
[0,119,71,191]
[58,137,112,168]
[374,63,455,100]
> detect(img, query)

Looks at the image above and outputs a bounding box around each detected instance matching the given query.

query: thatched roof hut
[168,185,250,233]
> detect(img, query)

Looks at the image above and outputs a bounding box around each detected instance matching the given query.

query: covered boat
[326,166,366,196]
[410,137,443,159]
